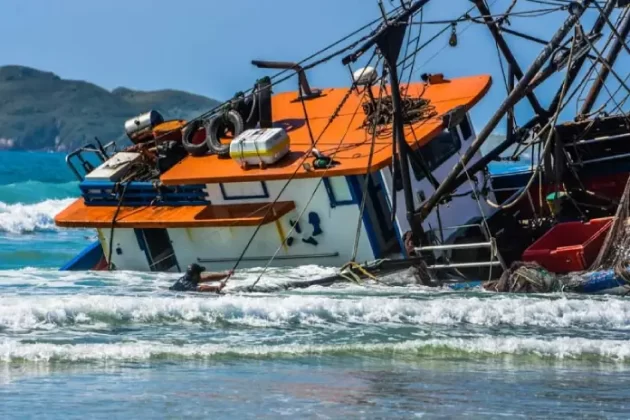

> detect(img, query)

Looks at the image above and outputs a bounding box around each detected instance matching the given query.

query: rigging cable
[246,78,378,291]
[224,52,380,288]
[484,25,579,210]
[591,0,630,55]
[577,23,630,125]
[134,5,407,151]
[350,77,387,263]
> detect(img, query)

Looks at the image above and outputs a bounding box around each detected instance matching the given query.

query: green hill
[0,65,221,151]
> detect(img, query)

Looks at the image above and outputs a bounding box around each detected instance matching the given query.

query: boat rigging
[53,0,630,295]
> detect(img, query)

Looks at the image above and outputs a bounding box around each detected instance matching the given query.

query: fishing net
[487,175,630,294]
[484,261,560,293]
[589,174,630,283]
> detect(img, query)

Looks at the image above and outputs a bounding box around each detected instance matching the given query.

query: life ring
[182,119,210,157]
[205,109,244,157]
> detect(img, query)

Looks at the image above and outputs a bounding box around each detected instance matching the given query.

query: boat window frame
[411,127,462,182]
[458,115,473,141]
[219,181,270,200]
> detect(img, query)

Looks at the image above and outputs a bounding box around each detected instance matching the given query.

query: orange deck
[160,75,492,185]
[55,199,296,229]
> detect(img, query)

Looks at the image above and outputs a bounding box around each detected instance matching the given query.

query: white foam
[1,294,630,332]
[1,335,629,363]
[0,199,75,234]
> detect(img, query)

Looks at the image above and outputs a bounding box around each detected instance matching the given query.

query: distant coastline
[0,65,220,152]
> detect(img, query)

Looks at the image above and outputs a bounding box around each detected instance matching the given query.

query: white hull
[92,113,497,273]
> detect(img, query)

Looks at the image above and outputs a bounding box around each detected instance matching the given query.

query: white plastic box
[84,152,141,182]
[229,128,290,168]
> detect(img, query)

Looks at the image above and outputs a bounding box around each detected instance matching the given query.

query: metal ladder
[414,222,507,271]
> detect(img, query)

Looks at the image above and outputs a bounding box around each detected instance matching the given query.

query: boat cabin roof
[160,74,492,186]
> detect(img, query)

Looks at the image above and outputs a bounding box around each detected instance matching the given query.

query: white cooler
[229,128,290,168]
[84,152,141,182]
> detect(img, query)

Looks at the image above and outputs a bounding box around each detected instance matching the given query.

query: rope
[229,54,380,290]
[245,82,376,291]
[361,95,437,137]
[577,24,630,105]
[124,6,407,152]
[484,28,578,210]
[350,77,387,263]
[339,261,379,283]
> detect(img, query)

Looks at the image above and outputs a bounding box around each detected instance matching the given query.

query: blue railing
[80,181,208,206]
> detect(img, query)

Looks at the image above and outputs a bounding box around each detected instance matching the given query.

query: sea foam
[1,294,629,332]
[2,336,630,363]
[0,198,75,234]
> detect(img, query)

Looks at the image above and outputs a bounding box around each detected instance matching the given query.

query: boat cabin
[55,72,496,273]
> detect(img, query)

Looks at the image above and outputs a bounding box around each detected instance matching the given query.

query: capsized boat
[54,0,630,295]
[55,70,495,272]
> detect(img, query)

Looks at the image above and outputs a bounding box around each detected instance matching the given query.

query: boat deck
[160,75,492,185]
[55,199,296,229]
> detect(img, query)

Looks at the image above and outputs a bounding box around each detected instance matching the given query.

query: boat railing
[80,181,208,207]
[566,132,630,166]
[66,138,121,181]
[418,222,507,271]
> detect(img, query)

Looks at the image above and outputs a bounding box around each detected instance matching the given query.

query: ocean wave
[0,180,78,205]
[0,198,75,234]
[1,294,629,332]
[2,336,630,363]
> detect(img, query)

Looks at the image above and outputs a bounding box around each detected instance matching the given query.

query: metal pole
[506,64,515,144]
[547,0,617,113]
[342,0,432,65]
[580,10,630,115]
[471,0,547,117]
[454,0,612,191]
[418,1,591,221]
[388,60,416,226]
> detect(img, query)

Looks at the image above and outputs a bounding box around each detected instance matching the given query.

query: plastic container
[84,152,141,182]
[522,217,613,273]
[229,128,290,168]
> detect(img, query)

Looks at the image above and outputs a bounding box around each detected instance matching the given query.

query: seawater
[0,151,629,419]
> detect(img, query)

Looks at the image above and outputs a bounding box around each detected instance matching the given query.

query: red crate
[522,217,614,273]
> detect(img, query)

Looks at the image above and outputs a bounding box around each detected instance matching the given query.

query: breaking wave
[1,294,629,332]
[2,336,630,363]
[0,198,75,234]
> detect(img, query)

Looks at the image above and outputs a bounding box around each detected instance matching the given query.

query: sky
[0,0,626,133]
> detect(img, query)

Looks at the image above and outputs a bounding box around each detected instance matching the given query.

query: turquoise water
[1,151,630,419]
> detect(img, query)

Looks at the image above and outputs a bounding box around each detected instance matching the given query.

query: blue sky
[0,0,625,132]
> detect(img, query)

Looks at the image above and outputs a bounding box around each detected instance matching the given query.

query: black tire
[205,110,245,158]
[182,119,210,157]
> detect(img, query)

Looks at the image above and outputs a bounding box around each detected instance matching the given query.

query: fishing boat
[54,0,630,294]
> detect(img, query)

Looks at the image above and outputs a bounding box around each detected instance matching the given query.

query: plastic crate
[522,217,613,273]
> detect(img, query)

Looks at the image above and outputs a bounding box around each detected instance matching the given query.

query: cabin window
[219,181,269,200]
[323,177,355,207]
[411,128,461,181]
[459,116,473,141]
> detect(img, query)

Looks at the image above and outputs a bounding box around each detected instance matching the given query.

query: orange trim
[54,199,296,229]
[160,75,492,185]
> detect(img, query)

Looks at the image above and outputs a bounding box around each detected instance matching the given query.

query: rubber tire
[182,119,210,157]
[206,110,244,158]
